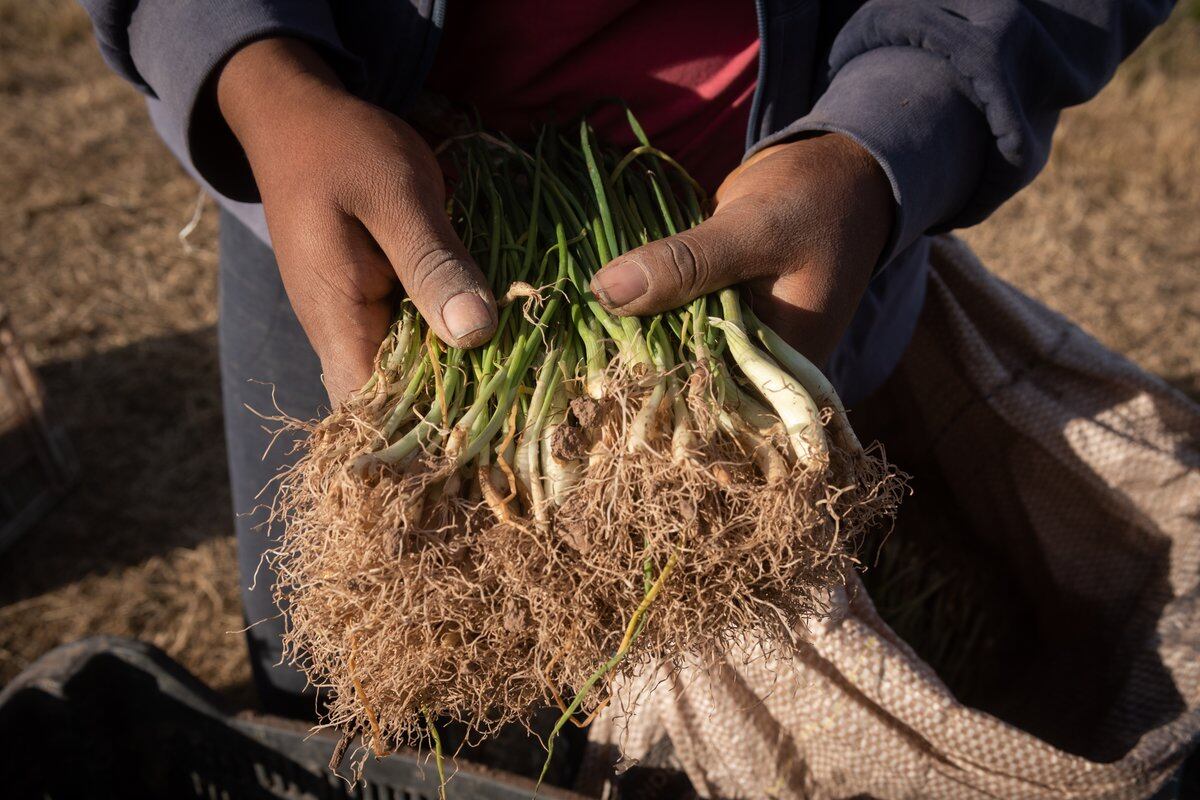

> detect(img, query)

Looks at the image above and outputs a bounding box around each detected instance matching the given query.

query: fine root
[265,365,904,764]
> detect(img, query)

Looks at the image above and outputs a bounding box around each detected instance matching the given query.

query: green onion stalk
[268,111,904,779]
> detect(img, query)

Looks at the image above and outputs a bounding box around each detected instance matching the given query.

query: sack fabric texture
[581,236,1200,799]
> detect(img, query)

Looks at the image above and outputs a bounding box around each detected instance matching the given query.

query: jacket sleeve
[78,0,362,202]
[753,0,1175,265]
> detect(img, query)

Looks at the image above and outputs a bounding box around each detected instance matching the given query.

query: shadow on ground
[0,326,229,604]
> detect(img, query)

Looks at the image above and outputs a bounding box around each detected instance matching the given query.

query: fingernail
[592,261,648,307]
[442,292,493,340]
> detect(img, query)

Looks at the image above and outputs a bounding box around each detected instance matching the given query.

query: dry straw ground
[1,2,1197,703]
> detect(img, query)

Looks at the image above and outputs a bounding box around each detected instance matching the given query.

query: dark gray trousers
[218,210,325,712]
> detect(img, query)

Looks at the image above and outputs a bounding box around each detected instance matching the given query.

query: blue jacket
[79,0,1173,404]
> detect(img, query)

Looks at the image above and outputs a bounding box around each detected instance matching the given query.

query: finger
[357,189,497,349]
[272,211,397,404]
[590,206,774,317]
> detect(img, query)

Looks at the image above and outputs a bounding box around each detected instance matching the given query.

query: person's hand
[217,38,497,403]
[590,134,893,365]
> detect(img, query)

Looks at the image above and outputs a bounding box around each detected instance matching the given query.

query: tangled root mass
[267,368,903,762]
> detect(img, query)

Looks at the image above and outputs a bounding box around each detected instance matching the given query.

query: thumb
[590,208,770,317]
[369,210,499,349]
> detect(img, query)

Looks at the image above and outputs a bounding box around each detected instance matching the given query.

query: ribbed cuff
[749,46,988,270]
[127,0,363,202]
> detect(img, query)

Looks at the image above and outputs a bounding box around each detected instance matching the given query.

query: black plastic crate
[0,637,587,800]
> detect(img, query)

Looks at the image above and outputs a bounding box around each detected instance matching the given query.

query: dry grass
[958,6,1200,400]
[0,2,245,697]
[0,0,1196,704]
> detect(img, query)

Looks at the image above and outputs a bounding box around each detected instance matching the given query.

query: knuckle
[279,243,391,319]
[406,246,475,303]
[663,232,712,295]
[298,269,372,321]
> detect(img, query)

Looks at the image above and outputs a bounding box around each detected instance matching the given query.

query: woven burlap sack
[582,236,1200,799]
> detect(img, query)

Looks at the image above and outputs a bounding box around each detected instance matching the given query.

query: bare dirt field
[1,2,1197,703]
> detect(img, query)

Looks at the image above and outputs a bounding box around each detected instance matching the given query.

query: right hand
[217,38,497,404]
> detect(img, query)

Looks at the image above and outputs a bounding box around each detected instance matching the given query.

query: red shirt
[427,0,760,193]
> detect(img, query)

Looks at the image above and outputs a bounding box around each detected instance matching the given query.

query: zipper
[416,0,448,100]
[746,0,769,153]
[391,0,447,112]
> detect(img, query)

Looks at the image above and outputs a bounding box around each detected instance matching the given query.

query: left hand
[590,133,894,365]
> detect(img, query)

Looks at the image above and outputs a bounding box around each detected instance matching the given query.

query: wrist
[820,133,894,238]
[216,37,347,164]
[756,133,894,259]
[769,133,891,209]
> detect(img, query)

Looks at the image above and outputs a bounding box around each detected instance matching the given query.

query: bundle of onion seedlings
[269,111,904,775]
